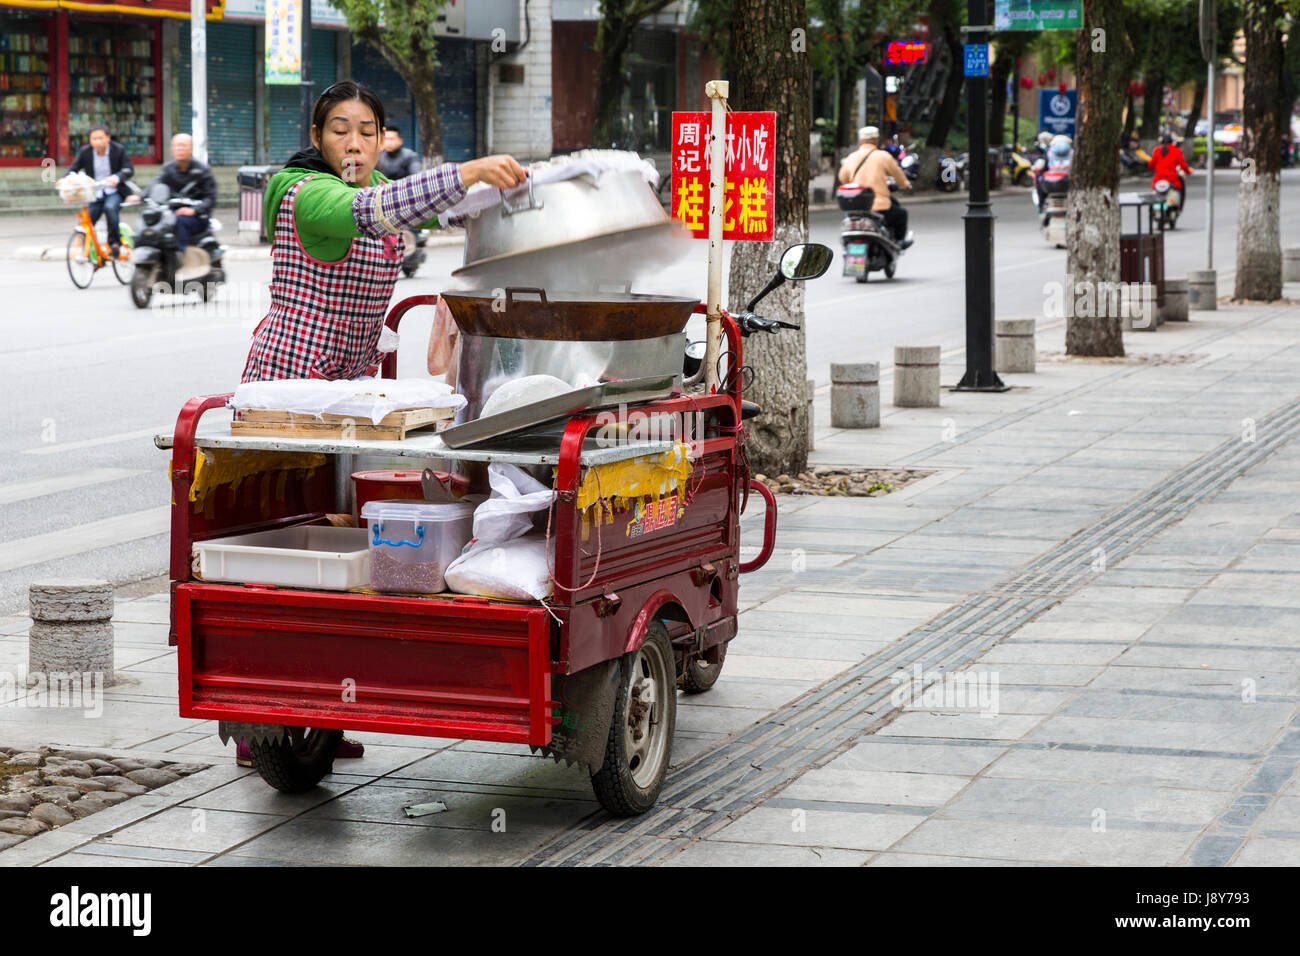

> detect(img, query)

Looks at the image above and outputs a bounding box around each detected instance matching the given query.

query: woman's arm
[352,155,527,237]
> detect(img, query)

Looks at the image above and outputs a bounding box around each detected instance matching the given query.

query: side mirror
[779,243,833,282]
[745,242,834,312]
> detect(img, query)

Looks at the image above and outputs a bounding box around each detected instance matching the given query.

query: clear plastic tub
[361,499,476,594]
[194,526,371,590]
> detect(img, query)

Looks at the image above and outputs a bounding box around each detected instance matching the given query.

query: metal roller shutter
[175,22,257,166]
[350,38,477,161]
[268,28,337,164]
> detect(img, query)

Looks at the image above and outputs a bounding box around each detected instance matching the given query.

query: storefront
[0,0,221,167]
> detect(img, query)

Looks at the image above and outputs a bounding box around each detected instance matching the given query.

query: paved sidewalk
[2,296,1299,866]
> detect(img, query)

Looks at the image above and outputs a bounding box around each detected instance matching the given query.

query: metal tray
[439,374,680,449]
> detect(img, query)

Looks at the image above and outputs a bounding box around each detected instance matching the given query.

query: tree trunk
[407,70,444,166]
[1064,0,1132,357]
[989,54,1012,148]
[593,12,634,147]
[727,0,811,477]
[925,16,966,153]
[1234,0,1284,301]
[836,69,857,152]
[1182,74,1205,141]
[1139,70,1165,143]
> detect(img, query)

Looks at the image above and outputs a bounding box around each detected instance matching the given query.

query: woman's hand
[459,155,528,190]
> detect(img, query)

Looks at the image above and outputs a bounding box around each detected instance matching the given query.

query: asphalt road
[1,168,1295,612]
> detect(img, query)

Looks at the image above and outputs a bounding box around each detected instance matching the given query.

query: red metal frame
[168,296,762,748]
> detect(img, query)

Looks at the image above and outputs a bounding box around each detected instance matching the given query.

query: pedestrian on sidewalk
[150,134,217,254]
[234,80,527,768]
[67,125,134,258]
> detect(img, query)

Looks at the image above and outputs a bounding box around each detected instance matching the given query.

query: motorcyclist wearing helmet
[1047,134,1073,169]
[1149,131,1192,195]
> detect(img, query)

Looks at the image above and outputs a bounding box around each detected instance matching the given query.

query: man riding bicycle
[67,125,135,258]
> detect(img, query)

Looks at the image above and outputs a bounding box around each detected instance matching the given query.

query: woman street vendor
[241,80,526,383]
[233,81,526,767]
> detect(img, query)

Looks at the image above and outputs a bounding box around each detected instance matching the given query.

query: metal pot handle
[499,176,544,216]
[504,287,548,305]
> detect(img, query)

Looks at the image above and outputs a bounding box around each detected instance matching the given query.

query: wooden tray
[231,406,456,441]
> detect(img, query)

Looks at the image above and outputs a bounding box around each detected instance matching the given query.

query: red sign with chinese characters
[669,111,776,242]
[886,41,929,65]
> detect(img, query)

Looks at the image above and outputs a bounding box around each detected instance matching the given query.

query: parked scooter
[937,152,967,192]
[129,181,226,308]
[401,228,430,278]
[1003,144,1035,187]
[836,183,909,282]
[1120,138,1152,177]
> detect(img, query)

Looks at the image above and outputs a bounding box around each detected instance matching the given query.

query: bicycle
[59,175,137,289]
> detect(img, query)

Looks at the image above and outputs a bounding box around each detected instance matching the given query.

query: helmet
[1037,131,1053,149]
[1049,135,1072,157]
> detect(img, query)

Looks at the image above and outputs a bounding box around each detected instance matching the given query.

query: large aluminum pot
[455,331,685,422]
[452,169,676,281]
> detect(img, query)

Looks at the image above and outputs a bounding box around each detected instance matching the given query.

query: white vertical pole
[704,79,728,392]
[1205,57,1215,270]
[190,0,208,163]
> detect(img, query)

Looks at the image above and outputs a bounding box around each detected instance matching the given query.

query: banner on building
[669,111,776,242]
[994,0,1083,31]
[265,0,302,85]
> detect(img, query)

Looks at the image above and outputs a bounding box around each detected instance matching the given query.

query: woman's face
[312,98,380,185]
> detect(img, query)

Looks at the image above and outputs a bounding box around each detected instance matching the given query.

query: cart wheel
[680,641,727,694]
[249,727,342,793]
[590,622,676,816]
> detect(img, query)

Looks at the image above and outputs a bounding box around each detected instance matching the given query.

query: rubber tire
[855,272,869,284]
[680,642,727,694]
[66,231,95,289]
[885,259,897,279]
[249,727,342,793]
[1016,170,1034,187]
[590,623,676,816]
[130,265,156,308]
[112,247,134,285]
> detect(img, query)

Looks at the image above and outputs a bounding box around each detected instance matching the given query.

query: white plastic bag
[57,171,98,204]
[470,462,554,544]
[444,534,554,601]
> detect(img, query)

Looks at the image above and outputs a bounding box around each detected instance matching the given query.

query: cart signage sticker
[627,494,681,538]
[670,111,777,242]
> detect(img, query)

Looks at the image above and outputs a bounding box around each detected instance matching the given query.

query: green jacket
[263,165,440,263]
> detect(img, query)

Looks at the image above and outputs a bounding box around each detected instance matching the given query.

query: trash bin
[237,165,281,244]
[1119,191,1165,314]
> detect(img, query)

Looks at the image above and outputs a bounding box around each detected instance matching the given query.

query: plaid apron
[241,175,403,382]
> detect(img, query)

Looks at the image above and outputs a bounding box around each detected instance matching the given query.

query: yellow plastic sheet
[188,448,328,519]
[571,444,694,540]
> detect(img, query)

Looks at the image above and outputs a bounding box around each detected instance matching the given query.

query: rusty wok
[439,287,698,342]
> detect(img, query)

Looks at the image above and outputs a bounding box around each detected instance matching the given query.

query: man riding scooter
[1148,132,1193,229]
[838,125,913,248]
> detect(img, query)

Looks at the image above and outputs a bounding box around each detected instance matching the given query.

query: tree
[335,0,447,165]
[1064,0,1134,356]
[1233,0,1286,301]
[592,0,678,147]
[726,0,812,477]
[918,0,967,184]
[990,29,1035,150]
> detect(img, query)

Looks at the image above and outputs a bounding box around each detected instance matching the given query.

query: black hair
[385,125,401,137]
[88,125,109,136]
[311,81,386,139]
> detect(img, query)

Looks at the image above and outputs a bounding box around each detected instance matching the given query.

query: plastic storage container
[194,526,370,590]
[361,499,476,594]
[350,469,469,521]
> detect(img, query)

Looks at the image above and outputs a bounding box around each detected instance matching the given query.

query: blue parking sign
[963,43,989,77]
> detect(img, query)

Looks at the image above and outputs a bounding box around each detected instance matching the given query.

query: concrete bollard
[831,363,880,428]
[1188,270,1217,311]
[28,579,117,686]
[893,346,941,408]
[1123,284,1158,332]
[994,319,1036,373]
[1284,246,1300,282]
[1160,278,1189,322]
[807,379,816,449]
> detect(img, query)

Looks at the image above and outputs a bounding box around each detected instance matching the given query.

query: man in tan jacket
[838,126,912,247]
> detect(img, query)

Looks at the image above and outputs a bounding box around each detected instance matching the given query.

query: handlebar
[736,311,800,336]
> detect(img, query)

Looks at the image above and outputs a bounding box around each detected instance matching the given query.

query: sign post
[1200,0,1215,273]
[190,0,207,163]
[953,0,1007,392]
